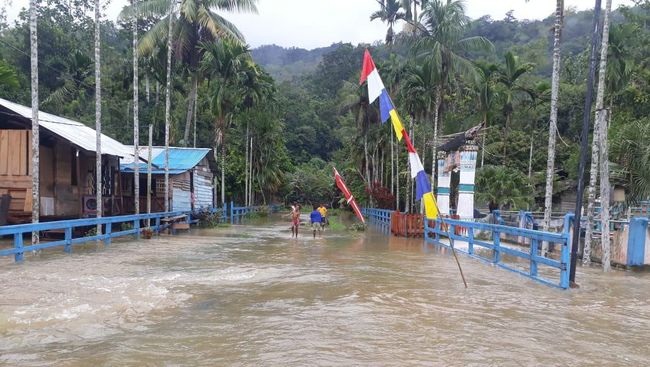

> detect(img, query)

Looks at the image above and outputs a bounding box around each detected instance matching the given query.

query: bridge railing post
[104,222,112,246]
[493,228,501,264]
[530,239,539,277]
[134,218,140,239]
[64,227,72,253]
[468,227,474,255]
[14,232,24,262]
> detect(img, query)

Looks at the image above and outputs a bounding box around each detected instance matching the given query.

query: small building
[119,147,214,213]
[0,98,133,224]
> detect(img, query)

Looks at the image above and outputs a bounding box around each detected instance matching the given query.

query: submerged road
[1,215,649,366]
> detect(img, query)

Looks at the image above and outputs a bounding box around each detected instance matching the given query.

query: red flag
[359,49,376,85]
[333,167,366,224]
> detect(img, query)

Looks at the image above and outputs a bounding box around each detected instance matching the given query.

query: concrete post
[457,145,478,220]
[436,151,450,216]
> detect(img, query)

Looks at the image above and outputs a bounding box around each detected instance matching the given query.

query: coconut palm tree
[495,51,535,162]
[132,0,140,215]
[473,61,499,168]
[164,0,174,212]
[595,0,613,271]
[370,0,407,45]
[199,39,254,206]
[542,0,564,242]
[415,0,492,184]
[582,19,641,264]
[30,0,40,243]
[94,0,102,233]
[120,0,258,147]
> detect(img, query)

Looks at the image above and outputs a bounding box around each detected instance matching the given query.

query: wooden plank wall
[0,130,32,220]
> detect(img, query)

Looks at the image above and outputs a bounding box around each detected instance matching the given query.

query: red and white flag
[333,167,365,224]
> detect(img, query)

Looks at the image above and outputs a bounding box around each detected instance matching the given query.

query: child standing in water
[290,204,301,238]
[310,205,323,239]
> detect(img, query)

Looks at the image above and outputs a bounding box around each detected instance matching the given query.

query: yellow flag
[423,192,439,220]
[389,109,404,141]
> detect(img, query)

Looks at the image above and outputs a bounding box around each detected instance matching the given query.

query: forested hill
[251,43,342,81]
[253,7,626,81]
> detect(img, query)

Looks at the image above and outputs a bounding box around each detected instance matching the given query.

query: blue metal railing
[0,210,191,262]
[229,202,264,224]
[424,214,574,289]
[361,208,393,234]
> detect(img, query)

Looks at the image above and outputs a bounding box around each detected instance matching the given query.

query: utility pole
[570,0,602,286]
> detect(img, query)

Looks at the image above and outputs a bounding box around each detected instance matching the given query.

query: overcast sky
[6,0,634,49]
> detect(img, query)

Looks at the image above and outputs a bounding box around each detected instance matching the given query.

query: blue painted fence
[425,214,574,289]
[627,217,649,266]
[0,210,191,263]
[361,208,393,234]
[229,202,264,224]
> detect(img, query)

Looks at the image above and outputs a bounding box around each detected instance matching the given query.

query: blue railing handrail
[0,209,200,263]
[424,213,574,289]
[0,211,188,236]
[229,202,265,224]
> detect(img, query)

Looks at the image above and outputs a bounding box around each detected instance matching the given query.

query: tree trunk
[95,0,103,234]
[432,87,441,193]
[391,129,394,195]
[183,74,198,146]
[249,136,253,205]
[596,0,613,272]
[147,124,153,226]
[599,109,611,271]
[542,0,564,254]
[583,116,600,265]
[164,0,173,212]
[30,0,40,244]
[132,0,140,215]
[193,92,197,148]
[528,130,534,178]
[221,133,226,207]
[245,122,249,206]
[145,74,150,104]
[503,112,511,164]
[364,134,372,207]
[396,142,400,211]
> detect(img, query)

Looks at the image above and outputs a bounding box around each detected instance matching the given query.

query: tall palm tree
[542,0,564,244]
[132,0,140,215]
[120,0,257,147]
[595,0,613,271]
[415,0,492,184]
[164,0,174,212]
[473,61,499,168]
[370,0,407,45]
[95,0,102,234]
[200,39,254,206]
[585,20,635,265]
[495,51,535,162]
[30,0,40,244]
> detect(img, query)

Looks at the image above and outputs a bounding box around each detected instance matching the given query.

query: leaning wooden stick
[433,201,468,289]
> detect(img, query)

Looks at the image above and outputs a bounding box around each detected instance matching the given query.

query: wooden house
[0,98,133,224]
[120,147,214,213]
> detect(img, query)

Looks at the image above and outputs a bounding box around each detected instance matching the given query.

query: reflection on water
[1,215,649,366]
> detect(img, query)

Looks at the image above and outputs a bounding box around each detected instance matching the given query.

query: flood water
[1,214,649,366]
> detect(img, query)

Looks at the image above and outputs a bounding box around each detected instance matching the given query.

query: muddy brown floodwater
[0,215,649,366]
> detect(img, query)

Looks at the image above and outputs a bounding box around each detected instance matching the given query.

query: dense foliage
[2,0,649,211]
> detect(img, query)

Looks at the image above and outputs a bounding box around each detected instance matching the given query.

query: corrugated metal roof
[152,147,211,171]
[119,146,211,175]
[0,98,133,158]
